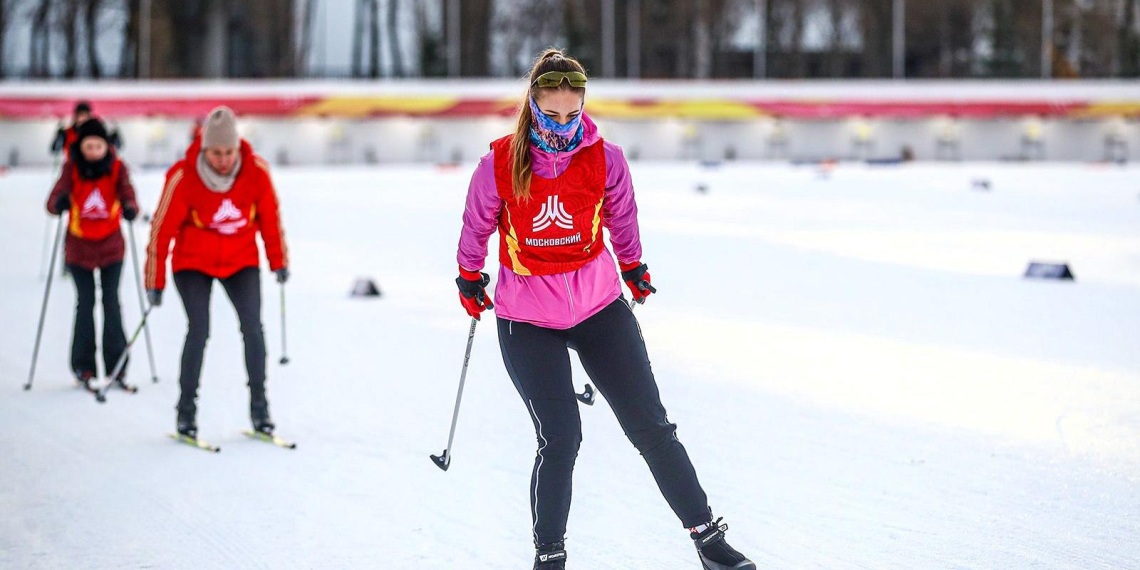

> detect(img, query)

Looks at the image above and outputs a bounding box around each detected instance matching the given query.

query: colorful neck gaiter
[528,96,584,153]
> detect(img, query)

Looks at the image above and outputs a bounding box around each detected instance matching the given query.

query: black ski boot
[533,542,567,570]
[251,402,275,435]
[176,405,198,439]
[691,518,755,570]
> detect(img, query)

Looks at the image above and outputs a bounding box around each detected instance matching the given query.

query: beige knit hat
[202,106,239,149]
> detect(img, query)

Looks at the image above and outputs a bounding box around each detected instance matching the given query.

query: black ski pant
[497,297,711,546]
[67,262,127,378]
[173,268,267,416]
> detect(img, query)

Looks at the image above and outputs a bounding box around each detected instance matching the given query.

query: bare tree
[387,0,403,76]
[460,0,491,76]
[119,0,140,77]
[0,0,12,78]
[85,0,103,78]
[353,0,365,76]
[415,0,446,76]
[61,0,81,78]
[30,0,52,77]
[1119,0,1140,75]
[369,0,380,77]
[296,0,316,77]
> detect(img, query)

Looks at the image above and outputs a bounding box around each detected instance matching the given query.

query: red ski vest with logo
[490,135,607,276]
[68,160,122,241]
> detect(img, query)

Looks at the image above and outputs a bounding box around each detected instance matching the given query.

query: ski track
[2,162,1138,569]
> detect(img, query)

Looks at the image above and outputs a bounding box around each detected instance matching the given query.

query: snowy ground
[1,160,1138,569]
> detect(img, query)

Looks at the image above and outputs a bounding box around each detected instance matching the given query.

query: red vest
[491,136,607,276]
[68,160,122,241]
[62,127,79,162]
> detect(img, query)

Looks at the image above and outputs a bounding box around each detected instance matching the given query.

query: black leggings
[173,268,267,415]
[498,297,711,546]
[68,263,127,378]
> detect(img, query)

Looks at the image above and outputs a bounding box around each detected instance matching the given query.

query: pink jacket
[457,114,643,330]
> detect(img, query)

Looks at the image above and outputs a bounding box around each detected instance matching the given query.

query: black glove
[53,194,70,214]
[275,268,290,284]
[122,203,138,221]
[147,289,163,308]
[51,129,67,153]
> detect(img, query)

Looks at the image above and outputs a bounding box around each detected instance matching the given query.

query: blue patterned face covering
[528,96,584,153]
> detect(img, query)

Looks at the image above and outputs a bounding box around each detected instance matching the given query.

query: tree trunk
[828,0,845,77]
[62,0,80,78]
[1119,0,1138,76]
[353,0,365,77]
[297,0,315,77]
[119,0,139,77]
[791,0,806,77]
[31,0,52,77]
[415,0,446,77]
[86,0,103,78]
[0,0,9,78]
[460,0,491,76]
[369,0,380,77]
[387,0,403,77]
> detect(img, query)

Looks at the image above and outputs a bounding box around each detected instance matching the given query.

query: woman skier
[46,118,139,391]
[455,49,756,570]
[145,106,289,440]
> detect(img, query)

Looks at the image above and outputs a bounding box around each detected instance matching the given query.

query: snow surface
[1,161,1138,569]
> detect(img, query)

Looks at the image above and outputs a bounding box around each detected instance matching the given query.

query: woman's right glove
[620,261,658,304]
[456,267,494,320]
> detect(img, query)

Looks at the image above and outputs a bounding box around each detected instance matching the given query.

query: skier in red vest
[46,118,139,391]
[145,106,289,440]
[455,49,755,570]
[51,102,121,162]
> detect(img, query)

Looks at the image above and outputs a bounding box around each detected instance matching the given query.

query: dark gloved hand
[147,289,163,308]
[54,194,71,214]
[620,261,657,304]
[122,203,138,221]
[456,266,494,320]
[275,268,290,284]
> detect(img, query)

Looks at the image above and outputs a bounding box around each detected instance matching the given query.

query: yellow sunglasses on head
[533,71,588,88]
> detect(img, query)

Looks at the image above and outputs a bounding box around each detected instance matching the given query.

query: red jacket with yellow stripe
[145,139,288,291]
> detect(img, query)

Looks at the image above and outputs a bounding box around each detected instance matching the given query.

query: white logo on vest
[80,191,110,219]
[532,195,574,232]
[210,198,247,235]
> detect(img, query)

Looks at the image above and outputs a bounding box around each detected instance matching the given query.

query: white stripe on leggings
[527,399,548,543]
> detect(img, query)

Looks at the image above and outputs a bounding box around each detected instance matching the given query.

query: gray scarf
[196,151,242,192]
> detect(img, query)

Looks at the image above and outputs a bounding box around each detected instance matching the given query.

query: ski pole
[126,221,159,383]
[431,317,479,472]
[26,216,66,391]
[39,217,52,281]
[40,152,63,281]
[94,306,153,404]
[278,282,289,365]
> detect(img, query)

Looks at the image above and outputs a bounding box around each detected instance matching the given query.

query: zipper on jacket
[562,273,575,321]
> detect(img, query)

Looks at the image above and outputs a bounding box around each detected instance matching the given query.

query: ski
[242,430,297,449]
[112,378,138,394]
[167,433,221,453]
